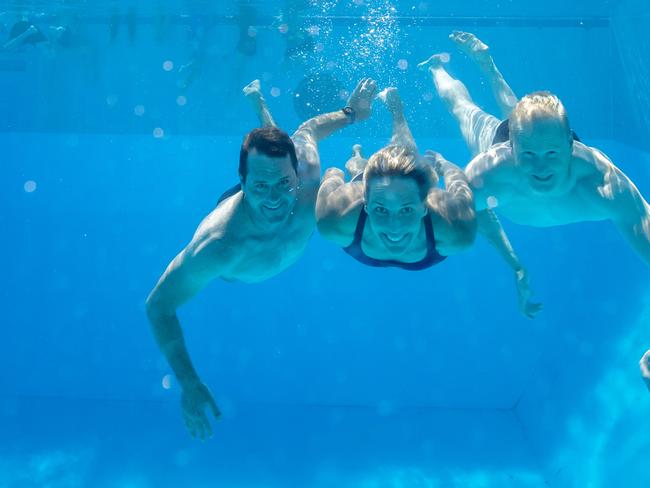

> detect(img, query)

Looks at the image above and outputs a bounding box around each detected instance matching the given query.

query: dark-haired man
[146,78,378,439]
[419,32,650,319]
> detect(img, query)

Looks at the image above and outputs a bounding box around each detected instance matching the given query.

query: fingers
[352,77,368,96]
[197,409,213,439]
[353,78,377,97]
[525,302,543,319]
[209,397,222,420]
[183,412,198,439]
[184,409,213,440]
[365,79,377,98]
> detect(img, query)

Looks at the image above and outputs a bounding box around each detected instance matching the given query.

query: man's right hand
[515,268,543,319]
[640,349,650,392]
[181,381,221,440]
[346,78,377,121]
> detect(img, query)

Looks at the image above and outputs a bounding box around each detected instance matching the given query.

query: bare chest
[222,221,313,283]
[497,188,608,227]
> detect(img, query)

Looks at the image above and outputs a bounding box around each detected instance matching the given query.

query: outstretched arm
[145,232,225,439]
[316,167,363,246]
[596,152,650,265]
[427,151,475,220]
[425,152,476,254]
[292,78,377,182]
[476,208,542,319]
[243,79,277,127]
[611,190,650,266]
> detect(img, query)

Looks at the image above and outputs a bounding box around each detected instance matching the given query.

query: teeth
[385,234,404,242]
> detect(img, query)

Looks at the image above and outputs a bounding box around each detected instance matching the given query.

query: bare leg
[418,53,500,157]
[377,87,417,153]
[450,31,518,118]
[242,79,277,127]
[345,144,367,180]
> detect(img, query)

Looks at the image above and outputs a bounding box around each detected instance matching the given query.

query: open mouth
[532,174,554,182]
[263,202,283,211]
[382,233,408,244]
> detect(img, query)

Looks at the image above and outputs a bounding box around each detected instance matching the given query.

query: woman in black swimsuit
[316,87,477,270]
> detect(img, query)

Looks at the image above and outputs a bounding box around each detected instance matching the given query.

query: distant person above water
[316,87,476,271]
[145,78,377,440]
[641,349,650,393]
[419,31,650,317]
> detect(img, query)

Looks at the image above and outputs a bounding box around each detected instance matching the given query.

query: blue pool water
[1,1,650,487]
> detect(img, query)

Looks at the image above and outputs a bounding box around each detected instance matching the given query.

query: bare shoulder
[316,180,364,246]
[187,199,242,268]
[291,131,321,183]
[146,204,239,312]
[465,143,514,181]
[465,143,516,209]
[427,189,477,255]
[573,142,645,217]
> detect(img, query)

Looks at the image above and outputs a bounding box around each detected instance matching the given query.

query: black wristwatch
[342,106,356,124]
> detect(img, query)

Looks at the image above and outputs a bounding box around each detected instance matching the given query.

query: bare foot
[243,79,262,98]
[449,31,491,66]
[345,144,367,178]
[377,87,403,114]
[417,52,450,72]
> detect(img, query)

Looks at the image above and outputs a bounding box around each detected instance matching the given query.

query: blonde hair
[510,91,571,139]
[363,145,433,201]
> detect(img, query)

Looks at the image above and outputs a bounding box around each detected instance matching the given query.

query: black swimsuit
[216,183,242,206]
[343,209,446,271]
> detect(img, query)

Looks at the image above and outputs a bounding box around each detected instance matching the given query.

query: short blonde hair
[510,91,571,139]
[363,145,433,201]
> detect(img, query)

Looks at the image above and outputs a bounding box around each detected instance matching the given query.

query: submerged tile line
[14,14,610,29]
[1,394,515,413]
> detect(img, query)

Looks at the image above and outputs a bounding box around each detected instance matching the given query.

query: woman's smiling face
[365,175,427,255]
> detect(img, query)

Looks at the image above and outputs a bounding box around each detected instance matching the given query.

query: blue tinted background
[1,1,649,487]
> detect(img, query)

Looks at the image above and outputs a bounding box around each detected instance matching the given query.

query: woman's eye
[374,207,387,215]
[400,207,414,215]
[546,151,558,158]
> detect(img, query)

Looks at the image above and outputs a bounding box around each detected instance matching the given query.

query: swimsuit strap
[343,208,446,271]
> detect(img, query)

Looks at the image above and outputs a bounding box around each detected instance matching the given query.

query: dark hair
[363,145,433,201]
[239,127,298,182]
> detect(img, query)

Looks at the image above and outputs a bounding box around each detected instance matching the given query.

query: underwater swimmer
[2,21,46,50]
[146,78,377,439]
[317,87,476,270]
[420,31,650,318]
[641,349,650,392]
